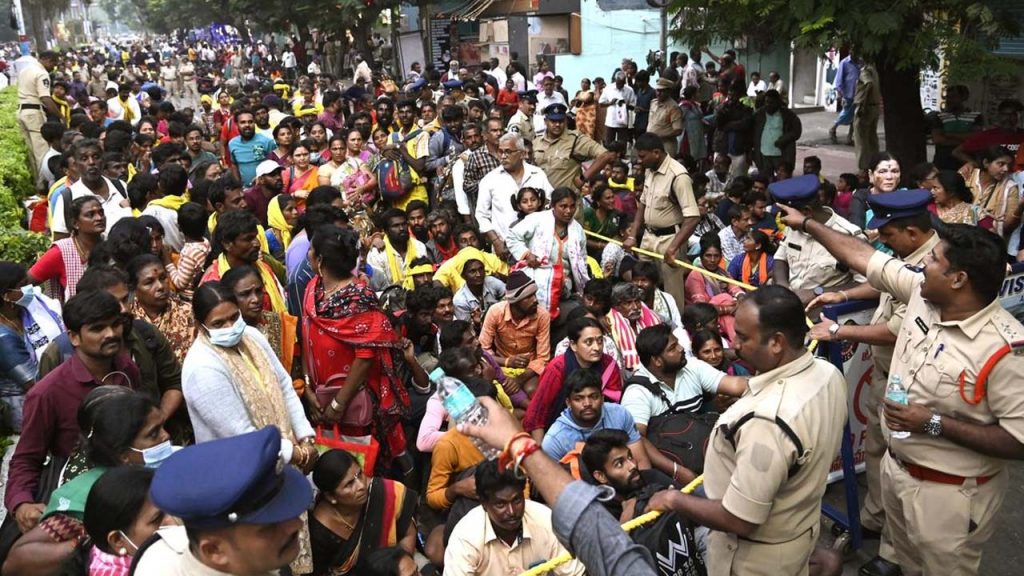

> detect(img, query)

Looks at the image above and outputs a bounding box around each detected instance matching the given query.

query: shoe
[829,127,838,144]
[859,556,902,576]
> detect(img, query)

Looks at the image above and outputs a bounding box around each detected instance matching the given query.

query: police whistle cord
[517,475,705,576]
[583,230,819,352]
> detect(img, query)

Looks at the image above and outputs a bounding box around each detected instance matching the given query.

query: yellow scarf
[119,97,134,123]
[209,212,271,255]
[149,193,190,211]
[383,235,419,284]
[52,95,71,126]
[266,195,293,249]
[216,254,287,313]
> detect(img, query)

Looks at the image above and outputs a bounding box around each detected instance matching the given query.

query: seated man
[623,324,748,484]
[453,254,506,326]
[542,370,651,468]
[770,174,866,305]
[445,460,585,576]
[631,261,681,329]
[606,283,662,374]
[367,208,431,291]
[479,271,550,398]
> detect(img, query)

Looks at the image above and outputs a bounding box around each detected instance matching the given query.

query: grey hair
[498,133,528,152]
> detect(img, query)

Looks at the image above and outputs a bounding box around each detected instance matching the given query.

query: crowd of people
[6,30,1024,576]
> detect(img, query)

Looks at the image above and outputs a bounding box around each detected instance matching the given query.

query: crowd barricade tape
[582,230,819,352]
[517,475,705,576]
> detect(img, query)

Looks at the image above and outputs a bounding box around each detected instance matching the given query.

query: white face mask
[206,315,246,347]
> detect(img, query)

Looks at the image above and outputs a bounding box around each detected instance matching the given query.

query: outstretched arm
[776,204,875,276]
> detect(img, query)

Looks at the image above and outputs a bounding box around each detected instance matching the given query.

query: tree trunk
[877,59,927,169]
[27,3,48,51]
[351,14,376,66]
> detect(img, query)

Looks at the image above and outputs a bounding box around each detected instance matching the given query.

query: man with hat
[508,91,537,144]
[18,50,60,182]
[534,103,618,194]
[803,189,938,576]
[624,132,700,312]
[648,77,684,158]
[244,160,285,227]
[776,195,1024,576]
[770,174,866,305]
[134,426,313,575]
[480,270,551,399]
[535,76,568,137]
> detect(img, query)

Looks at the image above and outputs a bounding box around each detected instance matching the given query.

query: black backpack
[625,374,718,475]
[630,481,708,576]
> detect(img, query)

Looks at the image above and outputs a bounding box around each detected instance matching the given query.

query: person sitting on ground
[726,229,775,289]
[452,253,506,326]
[631,261,681,330]
[606,283,662,375]
[444,459,585,576]
[479,271,550,398]
[541,369,652,466]
[524,316,623,443]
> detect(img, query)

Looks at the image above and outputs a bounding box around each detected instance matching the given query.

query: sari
[285,165,320,199]
[309,478,417,576]
[131,296,195,364]
[302,277,410,464]
[573,90,597,138]
[258,309,301,394]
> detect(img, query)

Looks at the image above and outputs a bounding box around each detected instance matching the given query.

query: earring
[328,498,337,505]
[118,547,127,556]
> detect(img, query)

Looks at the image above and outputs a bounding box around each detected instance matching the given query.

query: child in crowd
[170,201,211,300]
[833,173,858,218]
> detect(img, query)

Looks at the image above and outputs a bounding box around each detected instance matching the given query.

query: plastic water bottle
[886,375,911,439]
[438,376,500,459]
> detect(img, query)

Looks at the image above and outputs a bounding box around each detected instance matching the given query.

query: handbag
[314,374,374,428]
[314,425,380,476]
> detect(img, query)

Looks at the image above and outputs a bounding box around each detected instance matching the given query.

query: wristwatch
[814,286,825,296]
[827,322,841,340]
[924,413,943,436]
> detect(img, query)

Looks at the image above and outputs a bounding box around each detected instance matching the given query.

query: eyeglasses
[497,149,520,157]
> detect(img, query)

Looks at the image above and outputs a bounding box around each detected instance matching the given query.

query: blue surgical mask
[206,315,247,347]
[131,439,174,468]
[14,286,35,308]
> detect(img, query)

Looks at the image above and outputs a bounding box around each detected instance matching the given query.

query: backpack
[376,133,418,201]
[624,374,717,475]
[631,483,708,576]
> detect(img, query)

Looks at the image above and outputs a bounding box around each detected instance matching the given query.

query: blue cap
[769,174,820,207]
[518,90,538,103]
[150,427,313,530]
[409,78,427,91]
[866,189,934,229]
[443,79,464,90]
[543,102,569,120]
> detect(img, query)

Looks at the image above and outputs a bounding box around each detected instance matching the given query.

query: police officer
[777,204,1024,576]
[770,174,867,305]
[624,132,699,312]
[134,426,314,575]
[649,286,848,576]
[804,189,938,576]
[17,51,60,182]
[534,102,617,193]
[507,91,537,144]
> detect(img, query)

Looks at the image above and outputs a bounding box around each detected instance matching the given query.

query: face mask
[117,531,139,554]
[132,439,174,468]
[13,286,35,308]
[206,315,247,347]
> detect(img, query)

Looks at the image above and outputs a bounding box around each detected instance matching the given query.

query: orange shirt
[479,301,551,376]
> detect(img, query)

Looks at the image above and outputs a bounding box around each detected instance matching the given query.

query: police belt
[19,103,42,110]
[887,447,993,486]
[645,224,677,237]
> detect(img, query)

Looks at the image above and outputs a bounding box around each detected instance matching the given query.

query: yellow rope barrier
[517,475,706,576]
[583,229,819,352]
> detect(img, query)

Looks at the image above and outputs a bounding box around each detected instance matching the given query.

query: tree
[666,0,1020,167]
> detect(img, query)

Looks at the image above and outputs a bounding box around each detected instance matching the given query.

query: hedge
[0,87,48,262]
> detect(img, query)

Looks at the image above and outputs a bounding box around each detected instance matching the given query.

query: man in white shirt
[106,84,142,126]
[50,139,132,237]
[281,47,297,81]
[747,71,768,98]
[475,133,553,260]
[486,58,507,89]
[681,48,704,90]
[445,461,585,576]
[534,76,566,137]
[597,71,635,146]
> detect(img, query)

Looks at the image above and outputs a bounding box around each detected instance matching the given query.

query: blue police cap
[409,78,427,91]
[518,90,538,103]
[150,427,313,530]
[769,174,820,208]
[866,189,934,229]
[543,103,569,120]
[443,79,464,90]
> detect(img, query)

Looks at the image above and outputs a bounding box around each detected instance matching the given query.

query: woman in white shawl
[506,187,590,320]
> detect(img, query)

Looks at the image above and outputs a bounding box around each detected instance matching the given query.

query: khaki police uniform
[648,97,684,158]
[860,232,939,556]
[534,129,607,192]
[638,154,699,312]
[703,351,848,576]
[867,250,1024,576]
[507,108,535,145]
[17,56,52,180]
[774,208,867,290]
[135,525,278,575]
